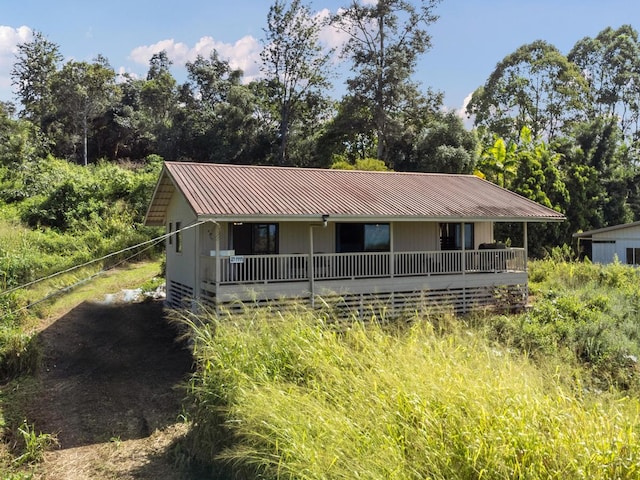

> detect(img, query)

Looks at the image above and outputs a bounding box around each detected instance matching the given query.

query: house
[144,161,565,314]
[573,221,640,265]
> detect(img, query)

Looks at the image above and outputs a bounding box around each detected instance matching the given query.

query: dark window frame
[626,247,640,265]
[336,223,390,253]
[440,223,474,250]
[232,223,279,255]
[175,221,182,253]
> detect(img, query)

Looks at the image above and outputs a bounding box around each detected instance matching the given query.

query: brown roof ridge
[163,160,478,178]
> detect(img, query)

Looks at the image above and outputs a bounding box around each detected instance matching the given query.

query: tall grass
[183,304,640,479]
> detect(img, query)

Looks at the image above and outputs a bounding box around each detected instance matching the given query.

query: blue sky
[1,0,639,116]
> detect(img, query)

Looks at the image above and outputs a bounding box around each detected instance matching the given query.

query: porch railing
[201,248,526,285]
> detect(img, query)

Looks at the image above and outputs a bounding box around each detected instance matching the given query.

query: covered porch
[195,219,529,313]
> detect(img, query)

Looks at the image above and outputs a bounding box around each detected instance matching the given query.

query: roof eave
[198,214,565,223]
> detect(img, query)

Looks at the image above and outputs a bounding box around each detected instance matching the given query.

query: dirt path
[21,298,198,479]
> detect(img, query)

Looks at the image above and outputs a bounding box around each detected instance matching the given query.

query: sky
[1,0,640,117]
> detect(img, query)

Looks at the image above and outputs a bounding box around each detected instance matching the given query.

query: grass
[28,259,162,323]
[181,260,640,479]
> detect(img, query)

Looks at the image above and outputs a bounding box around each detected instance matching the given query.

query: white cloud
[317,8,348,53]
[0,26,32,100]
[128,35,261,82]
[458,92,475,129]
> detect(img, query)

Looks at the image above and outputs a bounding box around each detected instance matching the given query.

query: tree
[177,51,271,163]
[568,25,640,141]
[260,0,333,165]
[559,117,633,233]
[140,51,180,159]
[334,0,441,165]
[476,134,518,188]
[393,110,477,174]
[50,56,119,165]
[11,31,62,130]
[467,40,590,142]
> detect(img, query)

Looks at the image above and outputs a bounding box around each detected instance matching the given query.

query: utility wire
[5,235,167,317]
[0,220,207,298]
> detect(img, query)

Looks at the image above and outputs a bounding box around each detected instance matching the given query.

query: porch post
[194,222,201,310]
[389,222,395,278]
[461,222,467,313]
[215,223,221,314]
[309,225,315,308]
[460,222,466,273]
[523,222,528,271]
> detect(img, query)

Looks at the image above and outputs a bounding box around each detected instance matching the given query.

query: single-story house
[144,161,565,314]
[573,221,640,264]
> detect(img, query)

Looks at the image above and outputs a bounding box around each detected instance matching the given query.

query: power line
[0,220,207,299]
[5,235,167,317]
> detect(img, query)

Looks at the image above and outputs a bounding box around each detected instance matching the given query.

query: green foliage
[330,156,390,171]
[0,155,161,299]
[11,421,57,466]
[181,303,640,479]
[0,329,40,383]
[489,259,640,391]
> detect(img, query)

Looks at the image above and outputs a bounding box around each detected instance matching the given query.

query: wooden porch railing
[201,249,526,285]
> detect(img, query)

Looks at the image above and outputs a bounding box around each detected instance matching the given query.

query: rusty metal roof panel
[144,161,565,225]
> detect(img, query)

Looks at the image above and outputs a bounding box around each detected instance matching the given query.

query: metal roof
[573,221,640,238]
[144,161,566,226]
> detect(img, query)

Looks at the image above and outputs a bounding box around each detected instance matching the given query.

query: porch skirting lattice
[196,283,527,318]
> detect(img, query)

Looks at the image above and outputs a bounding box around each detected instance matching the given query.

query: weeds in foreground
[11,421,57,466]
[180,293,640,479]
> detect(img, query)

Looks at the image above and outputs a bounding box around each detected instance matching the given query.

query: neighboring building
[145,162,565,314]
[573,222,640,265]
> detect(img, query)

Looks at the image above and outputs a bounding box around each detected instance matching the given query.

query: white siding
[279,222,334,254]
[592,224,640,264]
[199,222,230,255]
[166,193,197,292]
[394,222,438,251]
[474,222,494,248]
[592,242,618,264]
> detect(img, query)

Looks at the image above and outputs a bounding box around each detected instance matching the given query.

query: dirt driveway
[21,299,198,479]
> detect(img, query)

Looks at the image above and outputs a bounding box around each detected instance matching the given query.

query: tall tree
[260,0,333,165]
[393,110,477,174]
[467,40,590,142]
[50,56,118,165]
[568,25,640,141]
[334,0,441,165]
[178,51,268,163]
[140,51,180,159]
[11,31,62,130]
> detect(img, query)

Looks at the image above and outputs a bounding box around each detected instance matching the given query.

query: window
[232,223,279,255]
[626,248,640,265]
[440,223,474,250]
[175,221,182,253]
[336,223,390,253]
[168,222,173,245]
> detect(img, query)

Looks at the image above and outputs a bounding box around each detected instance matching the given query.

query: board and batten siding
[591,224,640,264]
[394,222,438,251]
[474,222,494,249]
[198,222,230,255]
[166,193,198,292]
[279,222,335,254]
[258,221,496,254]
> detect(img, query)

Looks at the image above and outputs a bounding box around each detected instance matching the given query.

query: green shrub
[181,307,640,479]
[0,329,40,382]
[11,421,57,466]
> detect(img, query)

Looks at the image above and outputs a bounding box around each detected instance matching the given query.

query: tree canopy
[4,7,640,257]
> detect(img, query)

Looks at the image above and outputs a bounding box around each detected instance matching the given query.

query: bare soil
[18,298,200,479]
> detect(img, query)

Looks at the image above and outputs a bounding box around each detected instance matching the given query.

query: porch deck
[196,249,527,313]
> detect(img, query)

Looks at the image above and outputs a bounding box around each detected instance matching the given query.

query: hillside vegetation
[0,155,162,385]
[180,257,640,479]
